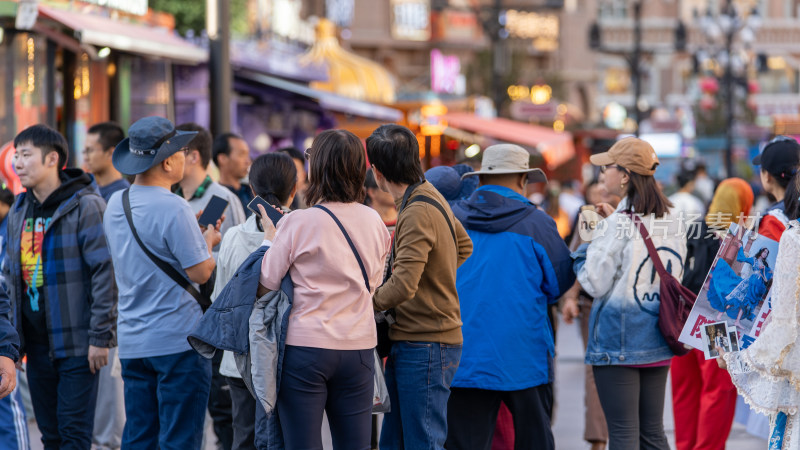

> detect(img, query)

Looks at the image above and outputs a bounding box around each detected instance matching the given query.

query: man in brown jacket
[367,124,473,450]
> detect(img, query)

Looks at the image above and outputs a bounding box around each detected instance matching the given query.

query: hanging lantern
[699,96,717,111]
[748,79,760,94]
[699,77,719,95]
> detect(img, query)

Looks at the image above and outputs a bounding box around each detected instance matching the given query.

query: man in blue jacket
[446,144,575,450]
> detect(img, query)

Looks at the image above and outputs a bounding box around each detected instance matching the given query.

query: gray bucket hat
[462,144,547,183]
[113,116,197,175]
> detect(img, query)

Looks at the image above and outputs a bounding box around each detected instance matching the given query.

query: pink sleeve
[260,220,294,291]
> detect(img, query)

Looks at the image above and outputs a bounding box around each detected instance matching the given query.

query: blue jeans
[379,341,462,450]
[26,344,99,450]
[120,350,212,450]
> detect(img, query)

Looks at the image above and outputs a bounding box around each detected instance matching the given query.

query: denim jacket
[577,199,687,365]
[188,246,293,449]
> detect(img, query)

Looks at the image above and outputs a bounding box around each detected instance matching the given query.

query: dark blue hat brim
[112,131,198,175]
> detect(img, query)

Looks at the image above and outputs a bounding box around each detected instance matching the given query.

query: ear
[46,151,60,168]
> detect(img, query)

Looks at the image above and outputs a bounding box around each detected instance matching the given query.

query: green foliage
[150,0,250,37]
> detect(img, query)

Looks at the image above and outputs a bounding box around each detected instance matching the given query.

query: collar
[174,175,213,200]
[476,185,532,205]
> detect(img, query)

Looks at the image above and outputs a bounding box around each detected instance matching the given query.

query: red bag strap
[626,212,668,278]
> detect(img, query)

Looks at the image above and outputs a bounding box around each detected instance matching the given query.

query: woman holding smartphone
[577,137,687,449]
[258,130,391,450]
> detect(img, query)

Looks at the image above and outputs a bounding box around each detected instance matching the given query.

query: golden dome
[300,18,396,104]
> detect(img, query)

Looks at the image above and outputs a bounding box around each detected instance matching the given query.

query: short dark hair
[176,123,212,168]
[305,129,366,205]
[0,187,13,207]
[279,147,305,163]
[14,124,69,168]
[212,132,243,166]
[249,153,297,207]
[366,124,424,185]
[87,122,124,152]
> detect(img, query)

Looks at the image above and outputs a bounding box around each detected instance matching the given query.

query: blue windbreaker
[451,186,574,390]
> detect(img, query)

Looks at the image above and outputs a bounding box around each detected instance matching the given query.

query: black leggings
[277,346,374,450]
[593,365,670,450]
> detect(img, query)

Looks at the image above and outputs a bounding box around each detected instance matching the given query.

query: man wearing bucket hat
[103,116,222,449]
[445,144,574,450]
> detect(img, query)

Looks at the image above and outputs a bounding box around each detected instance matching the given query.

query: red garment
[671,349,737,450]
[759,214,786,242]
[491,403,515,450]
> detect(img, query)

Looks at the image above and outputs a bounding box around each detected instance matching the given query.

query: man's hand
[203,221,223,250]
[0,356,17,399]
[88,345,109,375]
[561,297,580,325]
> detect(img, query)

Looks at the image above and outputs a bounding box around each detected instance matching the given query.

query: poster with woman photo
[679,223,779,351]
[701,322,732,359]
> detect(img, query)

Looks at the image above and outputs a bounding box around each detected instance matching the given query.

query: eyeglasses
[304,148,312,160]
[182,147,190,155]
[599,165,628,174]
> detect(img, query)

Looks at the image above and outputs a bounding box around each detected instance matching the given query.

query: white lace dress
[726,225,800,449]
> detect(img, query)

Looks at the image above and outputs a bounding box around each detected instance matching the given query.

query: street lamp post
[694,0,761,177]
[589,2,686,136]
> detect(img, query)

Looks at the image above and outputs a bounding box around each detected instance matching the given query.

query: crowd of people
[0,115,800,450]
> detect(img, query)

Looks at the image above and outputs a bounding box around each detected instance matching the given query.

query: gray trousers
[593,365,670,450]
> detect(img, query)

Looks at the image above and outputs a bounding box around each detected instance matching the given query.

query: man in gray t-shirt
[103,117,222,449]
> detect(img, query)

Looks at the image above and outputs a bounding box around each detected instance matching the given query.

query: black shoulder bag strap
[408,195,457,244]
[122,189,212,312]
[314,205,370,291]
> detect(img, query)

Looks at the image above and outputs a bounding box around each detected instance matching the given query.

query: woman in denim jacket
[577,137,687,449]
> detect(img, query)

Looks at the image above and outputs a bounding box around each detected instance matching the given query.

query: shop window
[126,56,172,125]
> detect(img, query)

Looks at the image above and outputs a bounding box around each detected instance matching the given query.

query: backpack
[628,213,696,356]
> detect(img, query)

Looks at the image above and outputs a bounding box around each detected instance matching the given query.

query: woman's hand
[595,202,615,218]
[716,347,727,369]
[257,204,278,242]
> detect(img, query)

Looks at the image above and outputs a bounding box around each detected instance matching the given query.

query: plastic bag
[372,349,391,414]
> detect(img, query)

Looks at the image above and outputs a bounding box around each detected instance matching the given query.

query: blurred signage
[431,49,462,94]
[620,133,682,158]
[83,0,148,16]
[326,0,354,28]
[420,102,448,136]
[510,101,557,121]
[603,102,627,129]
[391,0,431,41]
[16,0,38,30]
[432,9,481,42]
[502,9,559,52]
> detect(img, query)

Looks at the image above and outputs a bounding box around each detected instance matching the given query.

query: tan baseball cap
[462,144,548,183]
[589,137,660,176]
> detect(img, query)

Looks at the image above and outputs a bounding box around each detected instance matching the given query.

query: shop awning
[238,71,403,122]
[38,6,206,64]
[442,112,575,169]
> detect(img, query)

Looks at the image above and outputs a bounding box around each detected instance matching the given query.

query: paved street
[25,315,767,449]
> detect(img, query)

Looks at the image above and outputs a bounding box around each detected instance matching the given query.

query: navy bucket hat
[113,116,198,175]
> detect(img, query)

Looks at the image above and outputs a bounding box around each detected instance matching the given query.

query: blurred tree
[150,0,250,37]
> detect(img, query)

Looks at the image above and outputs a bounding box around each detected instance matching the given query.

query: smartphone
[247,196,284,226]
[198,195,229,228]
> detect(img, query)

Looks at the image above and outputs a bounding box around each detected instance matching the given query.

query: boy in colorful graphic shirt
[3,125,117,449]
